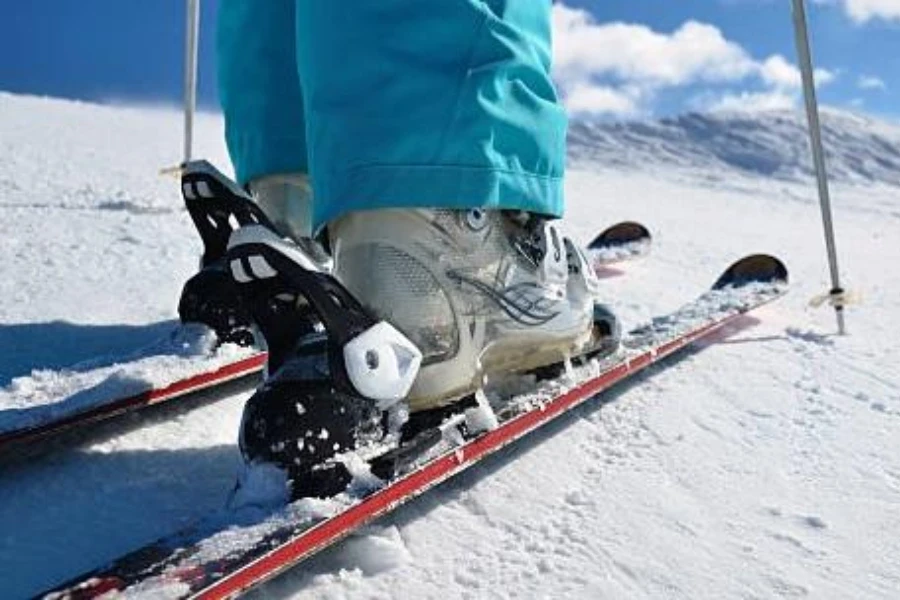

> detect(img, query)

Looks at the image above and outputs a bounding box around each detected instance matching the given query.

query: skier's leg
[217,0,314,240]
[294,0,566,229]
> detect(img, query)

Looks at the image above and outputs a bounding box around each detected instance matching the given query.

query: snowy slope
[1,92,900,599]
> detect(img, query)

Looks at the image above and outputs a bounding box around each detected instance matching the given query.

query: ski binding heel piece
[343,321,422,409]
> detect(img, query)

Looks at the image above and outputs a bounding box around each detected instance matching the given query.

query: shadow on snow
[0,444,242,598]
[0,319,179,386]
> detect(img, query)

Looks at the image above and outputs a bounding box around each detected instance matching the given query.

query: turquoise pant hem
[217,0,565,231]
[315,164,564,231]
[226,132,309,186]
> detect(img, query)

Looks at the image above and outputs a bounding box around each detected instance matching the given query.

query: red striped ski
[0,345,265,451]
[42,254,787,600]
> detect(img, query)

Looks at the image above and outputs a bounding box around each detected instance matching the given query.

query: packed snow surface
[1,92,899,598]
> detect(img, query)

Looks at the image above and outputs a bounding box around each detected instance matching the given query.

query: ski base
[42,254,787,600]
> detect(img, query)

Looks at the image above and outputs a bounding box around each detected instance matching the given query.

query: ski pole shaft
[790,0,846,335]
[182,0,200,164]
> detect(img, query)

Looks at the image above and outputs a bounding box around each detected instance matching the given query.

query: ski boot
[226,210,619,501]
[247,173,317,250]
[226,225,422,500]
[329,208,620,476]
[330,209,619,414]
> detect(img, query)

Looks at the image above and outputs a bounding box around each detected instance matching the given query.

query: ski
[41,253,787,599]
[588,220,652,270]
[0,337,265,451]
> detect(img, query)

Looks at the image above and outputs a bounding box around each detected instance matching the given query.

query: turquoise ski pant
[217,0,566,231]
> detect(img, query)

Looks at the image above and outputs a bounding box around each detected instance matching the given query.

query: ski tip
[588,221,652,250]
[713,254,788,290]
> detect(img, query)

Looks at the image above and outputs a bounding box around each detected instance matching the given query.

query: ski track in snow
[1,92,900,598]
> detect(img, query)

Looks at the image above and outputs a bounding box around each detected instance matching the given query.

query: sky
[0,0,897,120]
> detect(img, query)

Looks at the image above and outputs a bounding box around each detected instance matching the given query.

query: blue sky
[553,0,899,119]
[1,0,896,119]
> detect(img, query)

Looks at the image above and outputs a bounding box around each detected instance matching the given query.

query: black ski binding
[177,161,278,346]
[226,225,422,499]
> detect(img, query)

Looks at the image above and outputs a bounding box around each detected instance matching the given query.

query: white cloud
[758,55,836,89]
[563,83,641,117]
[709,90,798,113]
[858,74,887,90]
[841,0,900,23]
[553,6,756,87]
[551,3,837,116]
[758,55,803,88]
[813,0,900,22]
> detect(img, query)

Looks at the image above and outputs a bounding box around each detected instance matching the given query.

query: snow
[2,91,900,598]
[465,390,500,434]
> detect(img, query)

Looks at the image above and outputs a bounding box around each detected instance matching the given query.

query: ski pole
[790,0,847,335]
[183,0,200,164]
[162,0,200,176]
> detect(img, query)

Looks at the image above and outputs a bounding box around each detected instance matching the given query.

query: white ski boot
[330,209,606,412]
[248,173,332,269]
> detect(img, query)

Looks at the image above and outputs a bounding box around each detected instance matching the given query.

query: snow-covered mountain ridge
[569,108,900,187]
